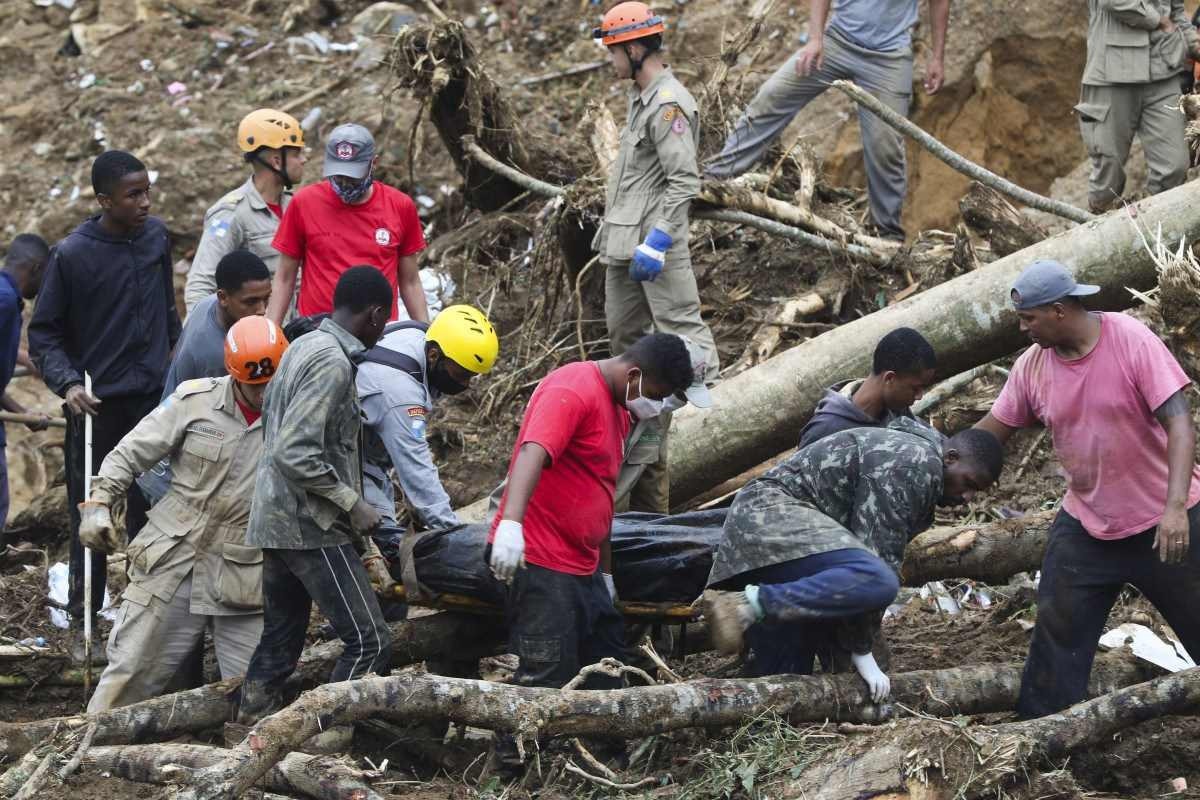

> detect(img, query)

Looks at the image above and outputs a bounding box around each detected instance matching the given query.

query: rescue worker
[704,0,951,240]
[487,332,696,695]
[77,316,287,712]
[592,2,719,382]
[1077,0,1199,212]
[703,420,1002,701]
[238,266,397,723]
[975,259,1200,718]
[184,109,306,313]
[358,305,500,560]
[798,327,937,449]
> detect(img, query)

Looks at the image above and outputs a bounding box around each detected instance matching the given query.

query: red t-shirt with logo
[489,362,631,576]
[271,180,426,319]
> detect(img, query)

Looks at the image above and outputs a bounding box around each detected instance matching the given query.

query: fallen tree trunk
[960,181,1049,258]
[0,613,502,760]
[730,292,826,373]
[84,744,383,800]
[901,510,1055,585]
[668,180,1200,503]
[783,667,1200,800]
[175,658,1149,800]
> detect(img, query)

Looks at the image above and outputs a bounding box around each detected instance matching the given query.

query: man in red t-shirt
[267,123,429,325]
[487,333,695,693]
[975,259,1200,718]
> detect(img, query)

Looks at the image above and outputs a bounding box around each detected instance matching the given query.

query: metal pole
[82,372,93,702]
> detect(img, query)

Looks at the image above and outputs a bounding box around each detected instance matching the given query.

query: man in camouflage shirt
[704,418,1003,702]
[238,267,396,722]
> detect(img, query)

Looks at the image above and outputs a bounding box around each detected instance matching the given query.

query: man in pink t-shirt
[487,333,696,697]
[976,259,1200,719]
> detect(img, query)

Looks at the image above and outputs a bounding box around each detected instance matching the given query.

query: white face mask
[625,373,664,421]
[660,394,687,414]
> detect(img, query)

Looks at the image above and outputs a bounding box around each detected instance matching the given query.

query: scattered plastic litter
[396,268,456,320]
[166,81,188,95]
[1098,623,1195,673]
[78,73,96,89]
[47,562,115,628]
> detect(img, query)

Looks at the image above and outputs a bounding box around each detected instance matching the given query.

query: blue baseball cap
[1010,260,1099,310]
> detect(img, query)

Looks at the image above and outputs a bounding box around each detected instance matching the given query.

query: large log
[0,613,502,760]
[668,182,1200,503]
[901,510,1054,585]
[175,658,1149,800]
[784,667,1200,800]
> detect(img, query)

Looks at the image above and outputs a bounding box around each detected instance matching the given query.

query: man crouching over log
[703,419,1003,701]
[78,317,288,712]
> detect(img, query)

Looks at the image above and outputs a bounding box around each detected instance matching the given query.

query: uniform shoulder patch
[659,88,674,101]
[662,106,676,123]
[672,114,688,135]
[405,406,428,441]
[217,190,244,207]
[176,378,218,397]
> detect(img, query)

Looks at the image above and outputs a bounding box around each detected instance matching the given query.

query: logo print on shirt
[335,142,355,160]
[375,228,391,246]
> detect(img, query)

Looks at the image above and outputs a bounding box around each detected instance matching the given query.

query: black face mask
[429,358,470,396]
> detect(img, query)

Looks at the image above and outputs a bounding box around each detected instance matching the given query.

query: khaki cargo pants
[87,573,263,712]
[1076,76,1188,213]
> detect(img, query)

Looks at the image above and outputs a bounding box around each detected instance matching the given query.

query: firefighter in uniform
[79,317,288,712]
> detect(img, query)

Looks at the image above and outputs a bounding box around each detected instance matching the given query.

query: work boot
[703,589,757,655]
[236,679,286,725]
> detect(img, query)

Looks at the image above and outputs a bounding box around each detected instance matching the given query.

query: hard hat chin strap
[624,42,646,79]
[253,149,293,190]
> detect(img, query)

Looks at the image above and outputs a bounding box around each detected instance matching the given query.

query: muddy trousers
[65,392,160,621]
[1077,77,1188,213]
[1017,504,1200,719]
[243,544,393,697]
[605,257,720,383]
[505,563,626,689]
[738,549,898,677]
[704,32,912,237]
[87,573,262,712]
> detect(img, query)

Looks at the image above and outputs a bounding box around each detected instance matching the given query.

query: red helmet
[224,316,288,384]
[592,2,664,46]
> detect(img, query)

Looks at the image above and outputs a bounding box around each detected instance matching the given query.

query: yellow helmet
[427,305,499,375]
[237,108,305,153]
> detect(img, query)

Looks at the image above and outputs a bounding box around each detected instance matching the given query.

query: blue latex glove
[630,228,673,282]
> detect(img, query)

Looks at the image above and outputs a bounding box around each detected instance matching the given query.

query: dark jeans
[505,562,626,689]
[64,392,160,620]
[244,544,393,690]
[0,431,9,536]
[740,548,899,677]
[1017,505,1200,719]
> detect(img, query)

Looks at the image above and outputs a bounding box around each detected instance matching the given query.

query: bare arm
[396,254,429,323]
[795,0,832,75]
[1153,390,1194,563]
[924,0,950,93]
[267,253,301,326]
[501,442,551,524]
[808,0,831,39]
[973,412,1019,447]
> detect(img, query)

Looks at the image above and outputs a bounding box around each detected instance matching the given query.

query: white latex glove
[78,500,120,554]
[851,651,891,703]
[602,572,617,602]
[490,519,526,583]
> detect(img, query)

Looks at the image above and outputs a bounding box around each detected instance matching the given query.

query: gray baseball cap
[323,123,375,179]
[679,336,713,408]
[1010,259,1099,310]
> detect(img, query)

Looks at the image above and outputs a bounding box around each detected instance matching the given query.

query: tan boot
[702,589,755,655]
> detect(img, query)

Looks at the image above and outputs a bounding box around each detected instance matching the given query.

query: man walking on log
[237,267,396,722]
[799,326,937,449]
[1077,0,1199,213]
[29,150,182,655]
[704,0,950,241]
[184,109,306,314]
[704,419,1002,701]
[487,333,695,695]
[975,259,1200,718]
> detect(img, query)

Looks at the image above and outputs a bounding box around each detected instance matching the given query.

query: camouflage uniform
[707,419,943,665]
[241,317,392,703]
[87,376,265,712]
[184,177,291,313]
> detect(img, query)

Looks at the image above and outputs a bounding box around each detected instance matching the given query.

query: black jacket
[29,215,182,399]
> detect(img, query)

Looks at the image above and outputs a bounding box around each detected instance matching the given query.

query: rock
[348,2,422,37]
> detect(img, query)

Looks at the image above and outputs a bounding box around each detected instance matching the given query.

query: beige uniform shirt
[92,376,264,616]
[1083,0,1195,85]
[593,67,701,264]
[184,176,291,312]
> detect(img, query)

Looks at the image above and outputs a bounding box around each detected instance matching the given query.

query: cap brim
[684,383,713,409]
[1069,283,1101,297]
[323,159,370,180]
